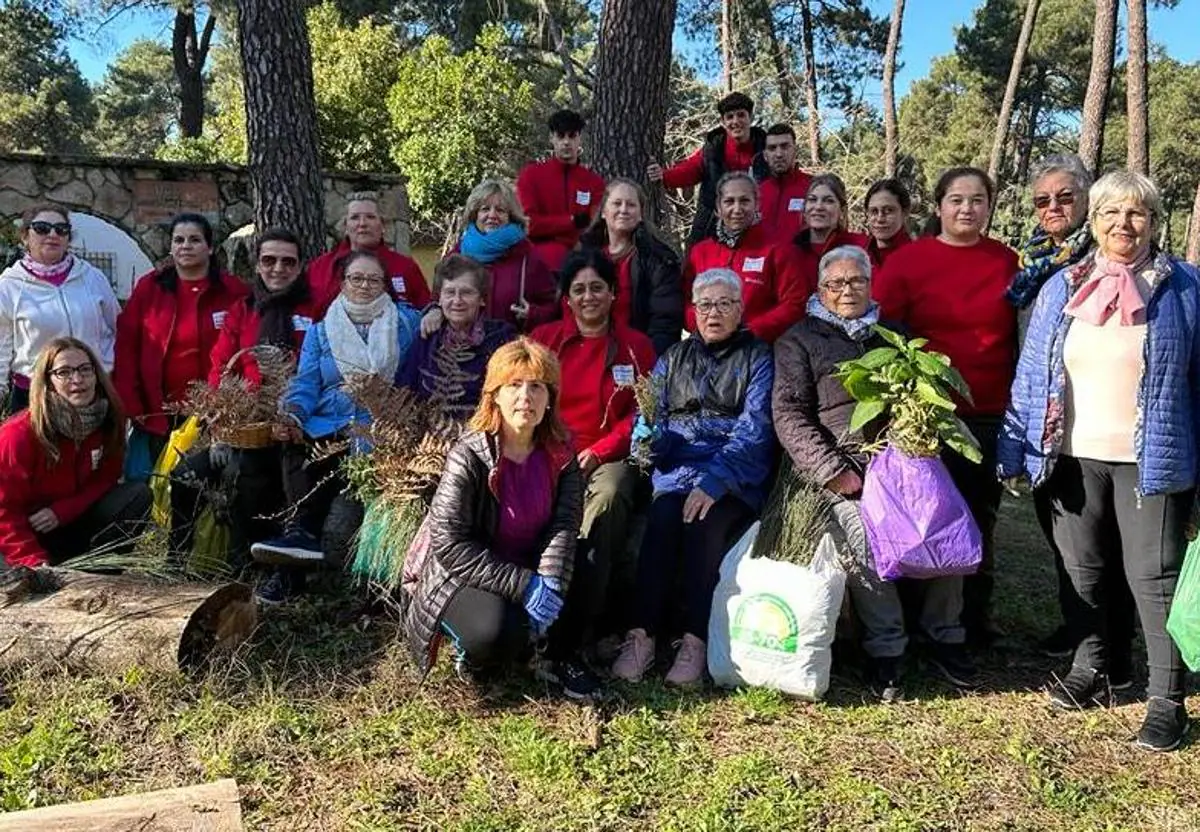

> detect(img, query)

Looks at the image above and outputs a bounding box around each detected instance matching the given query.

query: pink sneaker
[665,633,706,687]
[611,628,655,682]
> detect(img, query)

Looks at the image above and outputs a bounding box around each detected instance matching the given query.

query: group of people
[1,90,1198,754]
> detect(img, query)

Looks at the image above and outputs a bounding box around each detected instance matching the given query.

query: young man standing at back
[516,109,606,273]
[758,124,813,244]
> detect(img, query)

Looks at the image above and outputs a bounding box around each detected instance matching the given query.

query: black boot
[1136,697,1189,752]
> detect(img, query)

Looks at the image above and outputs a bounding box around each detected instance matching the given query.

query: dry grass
[2,497,1198,831]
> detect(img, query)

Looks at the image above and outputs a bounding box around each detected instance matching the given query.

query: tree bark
[759,0,794,114]
[1078,0,1118,176]
[721,0,734,92]
[799,0,820,165]
[1187,179,1200,265]
[537,0,583,112]
[988,0,1039,184]
[237,0,326,259]
[881,0,905,177]
[172,4,216,139]
[1125,0,1150,175]
[591,0,677,184]
[0,779,243,832]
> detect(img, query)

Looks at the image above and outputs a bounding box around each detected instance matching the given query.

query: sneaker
[868,655,905,704]
[254,571,288,606]
[929,643,979,689]
[1036,625,1075,659]
[537,658,602,701]
[665,633,706,687]
[1047,665,1111,710]
[1136,697,1189,752]
[611,628,655,683]
[250,528,324,565]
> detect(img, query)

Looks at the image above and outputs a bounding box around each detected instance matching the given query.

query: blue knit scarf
[460,223,526,264]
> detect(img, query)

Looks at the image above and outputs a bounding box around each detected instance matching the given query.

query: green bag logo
[730,593,799,654]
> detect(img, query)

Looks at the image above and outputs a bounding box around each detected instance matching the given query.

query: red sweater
[114,270,249,436]
[790,229,871,297]
[530,316,656,462]
[308,240,431,310]
[516,157,606,272]
[0,411,123,567]
[683,224,806,343]
[208,293,327,388]
[663,134,758,190]
[866,230,913,270]
[873,236,1019,417]
[455,239,559,333]
[759,168,814,244]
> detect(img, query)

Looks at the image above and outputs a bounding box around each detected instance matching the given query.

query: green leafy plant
[834,325,982,463]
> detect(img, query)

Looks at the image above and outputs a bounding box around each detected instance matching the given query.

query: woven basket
[213,421,275,449]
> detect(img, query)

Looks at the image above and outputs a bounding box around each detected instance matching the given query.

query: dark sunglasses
[29,221,72,237]
[259,254,299,269]
[1033,191,1076,210]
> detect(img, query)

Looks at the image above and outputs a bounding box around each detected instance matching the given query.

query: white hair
[692,268,742,301]
[1028,154,1092,194]
[1089,170,1162,225]
[818,245,872,286]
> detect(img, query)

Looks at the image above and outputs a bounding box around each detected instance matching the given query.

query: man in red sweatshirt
[758,124,813,244]
[516,109,606,273]
[647,91,768,248]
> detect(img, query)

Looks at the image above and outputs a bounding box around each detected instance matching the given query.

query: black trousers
[40,482,153,564]
[281,441,349,536]
[1047,455,1192,701]
[943,414,1003,633]
[632,491,754,641]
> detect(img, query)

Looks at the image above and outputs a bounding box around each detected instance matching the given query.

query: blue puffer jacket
[284,301,420,439]
[997,252,1200,495]
[638,328,776,509]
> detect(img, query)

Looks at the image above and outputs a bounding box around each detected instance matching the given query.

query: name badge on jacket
[575,191,592,207]
[611,364,635,387]
[742,256,766,273]
[212,311,227,329]
[292,315,313,332]
[788,198,805,212]
[391,276,407,295]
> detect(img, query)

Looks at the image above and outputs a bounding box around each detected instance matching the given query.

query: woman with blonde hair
[402,338,594,698]
[0,337,150,568]
[424,179,557,333]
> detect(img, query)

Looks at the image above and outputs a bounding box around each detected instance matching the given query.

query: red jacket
[683,224,806,343]
[207,293,327,388]
[873,236,1019,417]
[530,316,656,463]
[791,229,871,297]
[759,168,814,244]
[456,239,559,333]
[308,240,431,310]
[663,134,758,190]
[114,269,249,436]
[866,229,913,270]
[0,411,123,567]
[516,157,606,272]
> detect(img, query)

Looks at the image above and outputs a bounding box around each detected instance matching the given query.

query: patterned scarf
[805,293,880,341]
[714,221,747,249]
[48,395,109,443]
[442,317,486,349]
[1007,224,1093,309]
[21,253,74,287]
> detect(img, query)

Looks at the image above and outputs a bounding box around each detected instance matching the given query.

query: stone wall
[0,152,411,263]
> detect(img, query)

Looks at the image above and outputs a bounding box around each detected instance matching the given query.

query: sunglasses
[1033,191,1076,210]
[259,254,299,269]
[29,221,71,237]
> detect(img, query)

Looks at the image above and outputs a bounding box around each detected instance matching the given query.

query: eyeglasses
[440,286,481,300]
[569,282,611,298]
[822,276,870,293]
[345,273,385,288]
[29,221,71,237]
[49,363,95,381]
[1097,206,1151,224]
[695,298,741,316]
[259,254,299,269]
[1033,191,1076,210]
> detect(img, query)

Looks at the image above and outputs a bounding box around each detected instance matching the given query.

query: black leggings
[40,482,153,564]
[1047,455,1192,701]
[943,414,1003,632]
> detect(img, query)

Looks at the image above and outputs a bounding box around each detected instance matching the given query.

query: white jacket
[0,257,120,397]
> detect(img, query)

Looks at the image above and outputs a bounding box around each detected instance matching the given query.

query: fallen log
[0,778,243,831]
[0,569,256,673]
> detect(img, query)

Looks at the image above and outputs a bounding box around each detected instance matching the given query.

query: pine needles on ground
[753,457,832,567]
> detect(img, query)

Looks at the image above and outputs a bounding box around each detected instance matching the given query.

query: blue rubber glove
[631,420,655,444]
[522,575,564,633]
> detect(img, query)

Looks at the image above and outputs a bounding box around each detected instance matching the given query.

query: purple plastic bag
[860,444,983,581]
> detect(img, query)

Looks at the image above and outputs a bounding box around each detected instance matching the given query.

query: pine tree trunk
[1078,0,1118,176]
[799,0,820,165]
[1187,179,1200,265]
[760,0,794,114]
[1125,0,1150,175]
[537,0,583,112]
[721,0,734,92]
[591,0,677,183]
[172,6,215,139]
[988,0,1040,184]
[881,0,905,177]
[237,0,326,259]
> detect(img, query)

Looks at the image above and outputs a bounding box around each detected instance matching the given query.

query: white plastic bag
[707,521,847,700]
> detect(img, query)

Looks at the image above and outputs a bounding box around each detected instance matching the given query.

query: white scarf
[324,294,400,381]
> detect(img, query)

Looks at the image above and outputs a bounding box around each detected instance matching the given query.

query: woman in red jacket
[114,213,248,467]
[873,166,1019,646]
[0,337,150,568]
[863,178,913,270]
[682,172,805,343]
[791,173,870,292]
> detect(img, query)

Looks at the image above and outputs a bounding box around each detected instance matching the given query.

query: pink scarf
[1064,253,1148,326]
[20,253,74,287]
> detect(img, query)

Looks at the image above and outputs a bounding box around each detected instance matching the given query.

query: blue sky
[69,0,1200,101]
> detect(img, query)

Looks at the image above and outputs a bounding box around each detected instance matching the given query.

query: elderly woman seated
[773,246,973,702]
[611,267,775,687]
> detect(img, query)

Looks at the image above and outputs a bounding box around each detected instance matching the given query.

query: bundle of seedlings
[752,456,833,567]
[629,371,665,472]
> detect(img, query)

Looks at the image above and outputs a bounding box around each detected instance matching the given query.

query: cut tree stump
[0,569,256,673]
[0,778,243,831]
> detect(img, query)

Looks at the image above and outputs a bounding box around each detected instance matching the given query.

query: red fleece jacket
[866,230,913,270]
[790,229,871,297]
[0,411,123,567]
[207,293,327,388]
[683,224,806,343]
[530,316,656,462]
[516,157,606,272]
[759,168,814,244]
[307,240,431,310]
[873,235,1019,417]
[663,134,758,190]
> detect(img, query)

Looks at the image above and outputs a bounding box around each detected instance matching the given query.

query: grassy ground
[2,496,1198,831]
